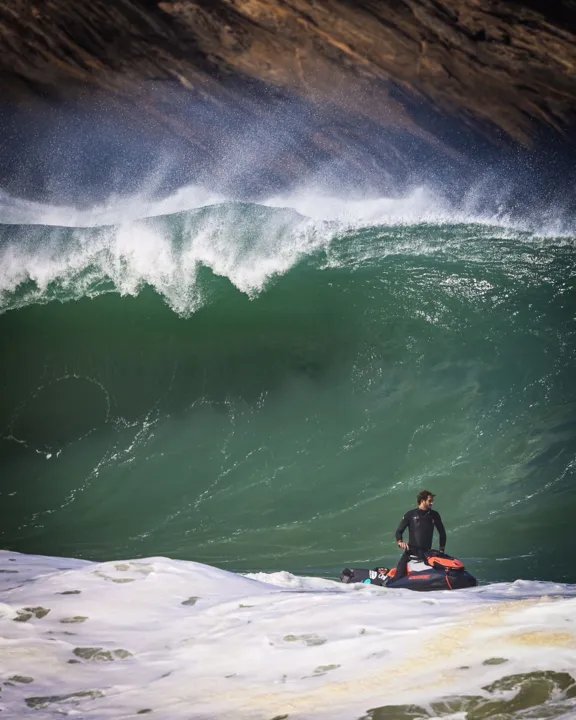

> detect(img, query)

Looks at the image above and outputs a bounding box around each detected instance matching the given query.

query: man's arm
[435,512,447,551]
[395,512,410,550]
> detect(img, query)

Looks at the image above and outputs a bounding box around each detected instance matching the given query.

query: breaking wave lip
[0,203,329,315]
[1,188,575,317]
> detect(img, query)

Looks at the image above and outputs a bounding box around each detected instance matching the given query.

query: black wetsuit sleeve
[435,512,447,548]
[395,512,410,543]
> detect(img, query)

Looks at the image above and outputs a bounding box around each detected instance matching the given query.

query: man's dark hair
[417,490,435,504]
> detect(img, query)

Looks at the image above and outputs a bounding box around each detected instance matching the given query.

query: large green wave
[1,204,575,582]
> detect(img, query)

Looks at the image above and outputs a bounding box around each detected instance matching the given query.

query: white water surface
[1,551,575,719]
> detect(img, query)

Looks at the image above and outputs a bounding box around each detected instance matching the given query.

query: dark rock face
[1,0,575,207]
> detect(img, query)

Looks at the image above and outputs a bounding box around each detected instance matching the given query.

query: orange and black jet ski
[340,550,477,591]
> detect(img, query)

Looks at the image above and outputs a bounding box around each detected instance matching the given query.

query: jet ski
[340,550,477,591]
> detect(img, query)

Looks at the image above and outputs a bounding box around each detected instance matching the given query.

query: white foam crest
[1,550,575,719]
[0,205,329,314]
[0,227,108,302]
[1,189,574,316]
[175,206,326,297]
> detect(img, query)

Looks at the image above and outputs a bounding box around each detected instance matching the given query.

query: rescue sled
[340,550,477,591]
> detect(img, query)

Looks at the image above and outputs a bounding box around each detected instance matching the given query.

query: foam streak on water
[0,551,575,720]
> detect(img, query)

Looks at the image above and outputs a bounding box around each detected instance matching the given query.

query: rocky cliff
[1,0,575,206]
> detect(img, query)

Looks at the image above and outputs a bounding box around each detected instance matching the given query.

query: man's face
[424,495,435,509]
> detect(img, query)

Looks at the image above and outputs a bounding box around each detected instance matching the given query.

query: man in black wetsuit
[390,490,446,584]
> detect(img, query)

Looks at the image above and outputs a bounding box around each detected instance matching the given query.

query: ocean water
[1,192,575,717]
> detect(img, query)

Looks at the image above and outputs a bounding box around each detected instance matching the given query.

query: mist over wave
[2,167,575,234]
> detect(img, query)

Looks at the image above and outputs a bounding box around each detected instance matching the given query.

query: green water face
[1,215,575,582]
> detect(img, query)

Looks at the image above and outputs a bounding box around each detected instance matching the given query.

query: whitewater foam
[0,551,575,719]
[1,196,574,319]
[0,204,328,314]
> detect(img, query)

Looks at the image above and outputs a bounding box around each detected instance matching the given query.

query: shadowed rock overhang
[1,0,575,204]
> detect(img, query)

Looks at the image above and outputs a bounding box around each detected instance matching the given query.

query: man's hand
[398,541,408,551]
